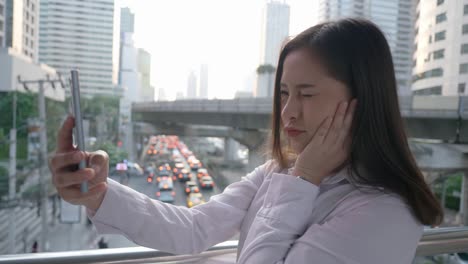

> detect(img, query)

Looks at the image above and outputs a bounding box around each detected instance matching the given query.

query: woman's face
[280,48,352,154]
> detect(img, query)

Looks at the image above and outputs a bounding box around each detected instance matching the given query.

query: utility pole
[8,91,17,254]
[17,74,65,252]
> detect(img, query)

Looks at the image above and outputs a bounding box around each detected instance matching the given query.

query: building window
[0,21,3,31]
[462,44,468,54]
[459,83,466,94]
[0,4,4,14]
[437,0,444,5]
[30,40,34,48]
[464,24,468,35]
[436,12,447,23]
[413,68,443,82]
[460,63,468,74]
[31,16,34,23]
[435,31,446,41]
[465,5,468,15]
[413,86,442,95]
[0,36,3,46]
[433,49,445,59]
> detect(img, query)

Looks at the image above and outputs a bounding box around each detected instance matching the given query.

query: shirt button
[265,203,272,208]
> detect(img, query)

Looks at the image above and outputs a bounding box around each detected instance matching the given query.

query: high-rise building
[318,0,413,95]
[260,0,290,65]
[257,0,290,98]
[4,0,38,61]
[412,0,467,95]
[38,0,118,97]
[120,7,134,34]
[138,48,154,101]
[199,64,208,99]
[0,0,5,47]
[187,71,197,99]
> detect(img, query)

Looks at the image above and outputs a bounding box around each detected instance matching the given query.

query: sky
[116,0,318,100]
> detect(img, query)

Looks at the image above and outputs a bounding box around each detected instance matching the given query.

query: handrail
[2,227,468,263]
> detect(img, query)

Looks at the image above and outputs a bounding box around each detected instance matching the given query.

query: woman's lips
[285,129,305,137]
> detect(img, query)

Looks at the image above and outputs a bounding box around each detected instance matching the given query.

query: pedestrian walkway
[46,207,98,252]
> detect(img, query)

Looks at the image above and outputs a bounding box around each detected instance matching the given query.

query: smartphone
[70,70,88,193]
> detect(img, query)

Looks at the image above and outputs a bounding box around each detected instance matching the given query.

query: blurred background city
[0,0,467,263]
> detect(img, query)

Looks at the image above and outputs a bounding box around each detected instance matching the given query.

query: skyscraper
[120,7,134,34]
[260,0,290,65]
[412,0,467,95]
[318,0,413,95]
[4,0,38,61]
[187,71,197,99]
[138,48,154,101]
[257,0,290,98]
[38,0,118,97]
[199,64,208,99]
[0,0,5,47]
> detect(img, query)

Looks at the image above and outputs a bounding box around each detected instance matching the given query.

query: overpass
[133,96,468,142]
[132,96,468,169]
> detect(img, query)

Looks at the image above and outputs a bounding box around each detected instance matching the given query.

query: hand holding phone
[70,70,88,193]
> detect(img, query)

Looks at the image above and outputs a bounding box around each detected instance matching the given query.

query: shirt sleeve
[87,161,270,255]
[237,173,320,263]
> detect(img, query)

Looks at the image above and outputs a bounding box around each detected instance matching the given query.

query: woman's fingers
[324,101,348,144]
[57,116,76,153]
[59,182,107,204]
[49,151,84,172]
[53,168,95,188]
[313,116,333,145]
[338,99,357,146]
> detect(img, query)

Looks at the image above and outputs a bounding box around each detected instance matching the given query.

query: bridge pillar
[224,137,239,162]
[248,147,265,172]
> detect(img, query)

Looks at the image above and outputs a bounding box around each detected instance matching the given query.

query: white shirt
[88,160,423,263]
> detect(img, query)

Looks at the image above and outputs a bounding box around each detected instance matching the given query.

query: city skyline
[116,0,317,100]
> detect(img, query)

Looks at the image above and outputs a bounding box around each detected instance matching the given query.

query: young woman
[49,18,443,263]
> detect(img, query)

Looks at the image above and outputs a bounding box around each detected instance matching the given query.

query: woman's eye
[280,90,289,96]
[302,94,314,97]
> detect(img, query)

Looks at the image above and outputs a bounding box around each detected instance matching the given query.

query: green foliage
[0,166,8,198]
[434,172,464,210]
[92,141,128,167]
[65,95,120,142]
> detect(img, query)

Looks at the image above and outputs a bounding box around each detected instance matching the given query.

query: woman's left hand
[292,99,357,185]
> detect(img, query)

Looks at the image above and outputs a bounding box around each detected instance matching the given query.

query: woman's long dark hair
[271,18,443,226]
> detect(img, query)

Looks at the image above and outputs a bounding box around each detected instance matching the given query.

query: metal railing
[2,227,468,263]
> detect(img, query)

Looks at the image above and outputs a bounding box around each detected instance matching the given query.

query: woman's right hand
[49,116,109,211]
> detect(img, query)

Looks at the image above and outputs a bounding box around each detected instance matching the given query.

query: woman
[49,18,443,263]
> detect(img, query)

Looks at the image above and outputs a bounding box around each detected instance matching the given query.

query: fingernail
[92,165,101,174]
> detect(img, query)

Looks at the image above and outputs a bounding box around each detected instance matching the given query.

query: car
[200,175,215,189]
[189,161,200,171]
[146,172,155,183]
[185,181,200,194]
[178,169,192,182]
[158,177,174,190]
[127,162,143,176]
[173,162,185,175]
[186,193,205,208]
[197,168,208,179]
[156,190,175,203]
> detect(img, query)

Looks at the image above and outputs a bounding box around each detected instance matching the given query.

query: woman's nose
[281,96,301,122]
